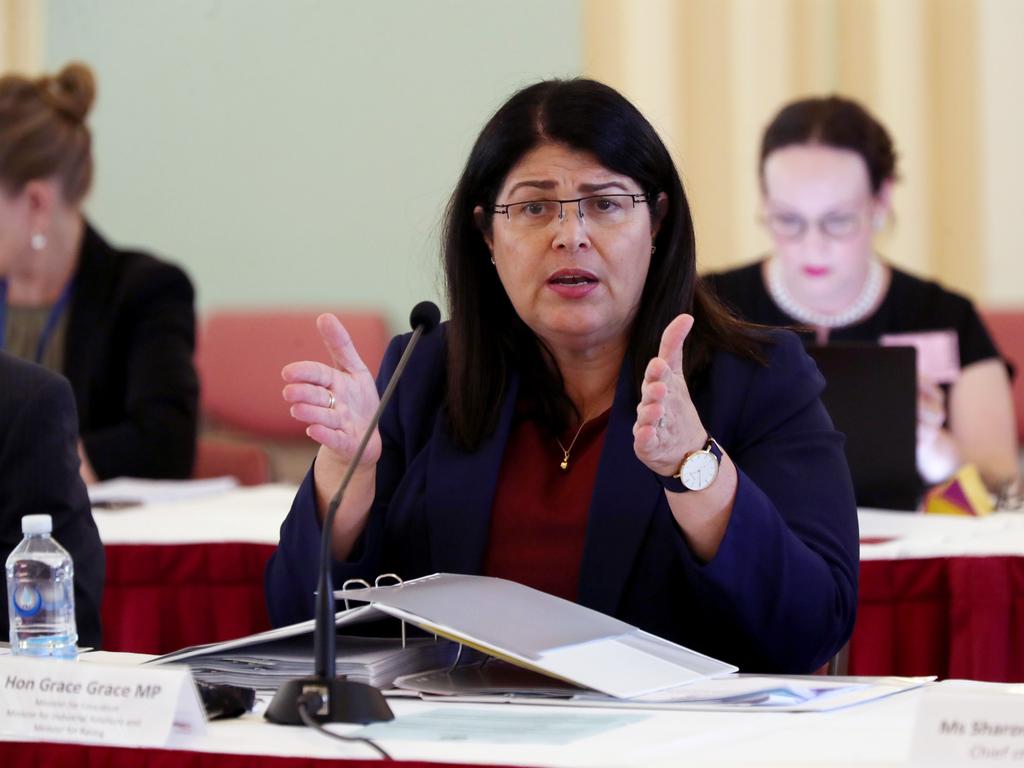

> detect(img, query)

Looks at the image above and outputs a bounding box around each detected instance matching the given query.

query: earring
[650,245,657,255]
[490,256,496,265]
[30,232,47,251]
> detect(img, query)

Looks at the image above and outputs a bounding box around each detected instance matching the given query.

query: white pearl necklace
[765,256,885,329]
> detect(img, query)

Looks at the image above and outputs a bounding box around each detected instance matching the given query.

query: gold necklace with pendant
[555,419,589,472]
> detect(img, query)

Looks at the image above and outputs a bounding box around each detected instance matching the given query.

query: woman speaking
[266,79,859,674]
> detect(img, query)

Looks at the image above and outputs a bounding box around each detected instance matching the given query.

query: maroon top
[482,408,611,601]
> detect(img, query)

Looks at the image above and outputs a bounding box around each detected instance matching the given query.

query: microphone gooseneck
[266,300,441,728]
[315,299,440,681]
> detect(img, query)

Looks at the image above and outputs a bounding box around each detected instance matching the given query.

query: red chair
[192,436,271,486]
[982,309,1024,442]
[196,309,391,440]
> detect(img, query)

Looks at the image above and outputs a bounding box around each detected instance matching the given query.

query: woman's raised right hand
[282,314,383,473]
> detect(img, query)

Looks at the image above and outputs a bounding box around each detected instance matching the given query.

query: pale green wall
[44,0,582,331]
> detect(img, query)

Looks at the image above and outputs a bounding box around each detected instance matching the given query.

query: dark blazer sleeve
[73,249,199,480]
[681,331,859,671]
[0,355,105,648]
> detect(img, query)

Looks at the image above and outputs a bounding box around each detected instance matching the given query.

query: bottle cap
[21,514,53,535]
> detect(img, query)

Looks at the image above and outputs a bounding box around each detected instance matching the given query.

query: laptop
[806,344,921,511]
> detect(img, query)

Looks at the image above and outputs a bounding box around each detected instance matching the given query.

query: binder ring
[340,578,370,610]
[446,643,465,673]
[374,574,407,647]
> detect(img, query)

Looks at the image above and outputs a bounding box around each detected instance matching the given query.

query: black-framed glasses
[492,193,651,230]
[761,209,870,242]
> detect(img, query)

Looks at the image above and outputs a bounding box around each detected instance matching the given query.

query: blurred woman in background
[708,95,1019,497]
[0,62,198,482]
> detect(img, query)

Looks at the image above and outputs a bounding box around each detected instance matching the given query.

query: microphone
[266,300,442,726]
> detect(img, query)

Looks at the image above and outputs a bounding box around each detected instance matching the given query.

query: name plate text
[0,655,205,747]
[912,683,1024,764]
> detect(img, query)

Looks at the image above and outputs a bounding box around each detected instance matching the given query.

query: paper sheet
[89,476,239,507]
[352,707,646,745]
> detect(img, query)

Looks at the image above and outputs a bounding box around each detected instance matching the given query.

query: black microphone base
[264,676,395,725]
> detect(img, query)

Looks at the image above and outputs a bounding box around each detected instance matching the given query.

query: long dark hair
[443,78,765,451]
[759,95,898,194]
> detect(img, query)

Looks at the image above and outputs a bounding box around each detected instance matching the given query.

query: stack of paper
[89,476,239,508]
[150,606,454,694]
[393,661,931,712]
[180,635,452,693]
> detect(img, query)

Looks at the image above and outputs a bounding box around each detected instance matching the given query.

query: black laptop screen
[806,344,921,511]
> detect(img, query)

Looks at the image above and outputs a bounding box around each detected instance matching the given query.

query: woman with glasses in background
[266,79,859,674]
[708,96,1018,498]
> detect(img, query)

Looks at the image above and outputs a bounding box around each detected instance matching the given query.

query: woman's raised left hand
[633,314,708,476]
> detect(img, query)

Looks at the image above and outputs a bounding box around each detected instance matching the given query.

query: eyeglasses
[762,209,869,242]
[492,193,651,230]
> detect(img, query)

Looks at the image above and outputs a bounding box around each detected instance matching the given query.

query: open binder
[332,574,928,713]
[151,573,734,699]
[332,573,737,699]
[150,573,930,712]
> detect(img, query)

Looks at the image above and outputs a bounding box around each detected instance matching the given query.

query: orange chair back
[193,437,271,486]
[196,309,390,439]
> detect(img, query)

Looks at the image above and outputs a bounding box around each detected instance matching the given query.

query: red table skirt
[102,543,276,655]
[850,556,1024,681]
[2,741,493,768]
[101,543,1024,682]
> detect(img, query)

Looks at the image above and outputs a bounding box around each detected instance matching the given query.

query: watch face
[681,451,718,491]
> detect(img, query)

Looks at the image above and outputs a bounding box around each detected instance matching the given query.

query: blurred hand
[633,314,708,477]
[281,314,382,472]
[917,378,947,440]
[77,440,98,485]
[916,378,959,483]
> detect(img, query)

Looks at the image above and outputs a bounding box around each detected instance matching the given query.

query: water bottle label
[12,584,42,618]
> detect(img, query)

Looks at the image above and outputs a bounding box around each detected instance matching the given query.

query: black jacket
[0,351,105,647]
[65,224,199,480]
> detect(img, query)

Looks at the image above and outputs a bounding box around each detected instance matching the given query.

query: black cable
[296,693,393,761]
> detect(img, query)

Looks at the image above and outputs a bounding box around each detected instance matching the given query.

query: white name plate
[912,683,1024,764]
[0,655,206,747]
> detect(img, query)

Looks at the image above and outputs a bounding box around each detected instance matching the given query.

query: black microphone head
[409,301,441,333]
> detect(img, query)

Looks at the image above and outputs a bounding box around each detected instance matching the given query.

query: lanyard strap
[0,276,76,364]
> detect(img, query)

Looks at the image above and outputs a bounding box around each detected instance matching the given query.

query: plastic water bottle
[5,514,78,659]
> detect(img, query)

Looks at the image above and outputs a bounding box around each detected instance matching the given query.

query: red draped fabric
[850,556,1024,682]
[1,741,498,768]
[102,543,276,655]
[101,543,1024,682]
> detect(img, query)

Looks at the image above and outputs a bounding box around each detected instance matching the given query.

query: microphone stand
[266,303,439,726]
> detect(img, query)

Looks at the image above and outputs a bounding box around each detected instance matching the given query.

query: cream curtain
[583,0,1022,304]
[0,0,42,74]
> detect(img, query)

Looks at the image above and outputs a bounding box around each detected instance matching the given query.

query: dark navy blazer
[265,326,859,673]
[0,352,105,648]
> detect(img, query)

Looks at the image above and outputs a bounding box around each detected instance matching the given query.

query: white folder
[334,573,737,699]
